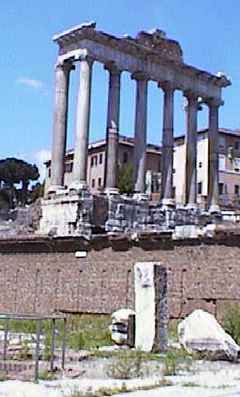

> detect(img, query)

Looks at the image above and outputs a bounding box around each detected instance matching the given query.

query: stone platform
[39,190,223,239]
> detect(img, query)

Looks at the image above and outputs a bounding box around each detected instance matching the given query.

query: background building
[45,129,240,209]
[45,135,161,195]
[174,128,240,209]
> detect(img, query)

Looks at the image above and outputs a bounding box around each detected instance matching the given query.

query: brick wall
[0,234,239,319]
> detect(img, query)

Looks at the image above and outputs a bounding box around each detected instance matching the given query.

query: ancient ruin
[40,22,231,238]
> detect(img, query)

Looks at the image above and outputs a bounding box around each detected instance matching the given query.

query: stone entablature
[54,22,229,101]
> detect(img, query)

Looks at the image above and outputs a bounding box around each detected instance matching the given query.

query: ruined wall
[0,234,239,319]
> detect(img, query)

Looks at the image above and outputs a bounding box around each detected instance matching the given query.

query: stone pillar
[184,92,198,208]
[159,82,175,206]
[134,262,168,352]
[71,55,93,190]
[104,63,121,194]
[207,98,222,213]
[132,72,148,193]
[49,61,74,192]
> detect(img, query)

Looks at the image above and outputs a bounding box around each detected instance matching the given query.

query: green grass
[0,314,113,353]
[223,304,240,345]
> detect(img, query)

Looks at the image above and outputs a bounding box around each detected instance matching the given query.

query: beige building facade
[174,128,240,209]
[45,135,161,195]
[45,128,240,210]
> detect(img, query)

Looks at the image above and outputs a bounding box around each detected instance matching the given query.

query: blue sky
[0,0,239,178]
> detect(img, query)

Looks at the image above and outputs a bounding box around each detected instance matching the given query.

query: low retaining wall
[0,229,239,319]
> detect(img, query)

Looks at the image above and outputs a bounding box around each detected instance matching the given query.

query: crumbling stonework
[0,230,240,319]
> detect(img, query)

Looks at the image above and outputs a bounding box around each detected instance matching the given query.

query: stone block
[134,262,168,352]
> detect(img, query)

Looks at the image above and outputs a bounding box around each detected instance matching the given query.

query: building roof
[45,135,162,165]
[174,128,240,143]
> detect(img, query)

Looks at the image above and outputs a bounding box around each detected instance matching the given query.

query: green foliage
[168,320,179,342]
[118,164,134,194]
[38,369,58,381]
[107,350,145,379]
[0,157,39,207]
[67,314,112,350]
[223,304,240,345]
[17,340,31,360]
[0,189,11,209]
[163,349,192,376]
[30,181,45,202]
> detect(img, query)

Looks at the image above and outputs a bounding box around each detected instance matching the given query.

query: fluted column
[159,82,175,206]
[71,55,93,190]
[184,91,198,208]
[49,61,74,192]
[104,63,121,193]
[132,72,148,193]
[207,98,222,213]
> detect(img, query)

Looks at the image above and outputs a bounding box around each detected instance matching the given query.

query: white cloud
[17,77,45,90]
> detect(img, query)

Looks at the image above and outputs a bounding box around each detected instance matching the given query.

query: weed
[223,304,240,345]
[38,369,58,381]
[107,349,145,379]
[163,349,192,376]
[0,372,7,382]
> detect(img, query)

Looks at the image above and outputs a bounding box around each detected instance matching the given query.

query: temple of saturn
[40,22,231,238]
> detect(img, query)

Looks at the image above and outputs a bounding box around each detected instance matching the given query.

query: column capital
[183,90,199,101]
[55,61,75,73]
[78,53,95,66]
[158,80,175,93]
[205,97,224,108]
[104,61,121,75]
[131,71,149,81]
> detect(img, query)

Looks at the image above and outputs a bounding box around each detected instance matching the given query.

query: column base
[47,185,66,195]
[185,202,198,211]
[133,193,149,201]
[69,181,88,192]
[208,204,221,214]
[104,187,120,196]
[161,198,175,208]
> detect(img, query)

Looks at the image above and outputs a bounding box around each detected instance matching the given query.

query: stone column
[159,82,175,206]
[207,98,222,213]
[132,72,148,194]
[71,55,93,190]
[49,61,74,192]
[104,63,121,194]
[184,91,198,208]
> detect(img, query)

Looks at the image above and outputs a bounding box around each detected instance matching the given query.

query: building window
[123,151,128,163]
[235,141,240,150]
[235,185,240,196]
[99,153,103,164]
[219,183,224,195]
[65,162,73,173]
[94,156,98,166]
[198,162,202,168]
[234,158,240,172]
[219,155,226,171]
[91,157,94,167]
[48,168,51,178]
[197,182,202,195]
[92,179,95,188]
[98,177,102,187]
[219,136,225,149]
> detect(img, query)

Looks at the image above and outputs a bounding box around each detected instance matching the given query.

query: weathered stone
[134,262,168,352]
[178,309,240,361]
[111,308,135,345]
[39,190,93,238]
